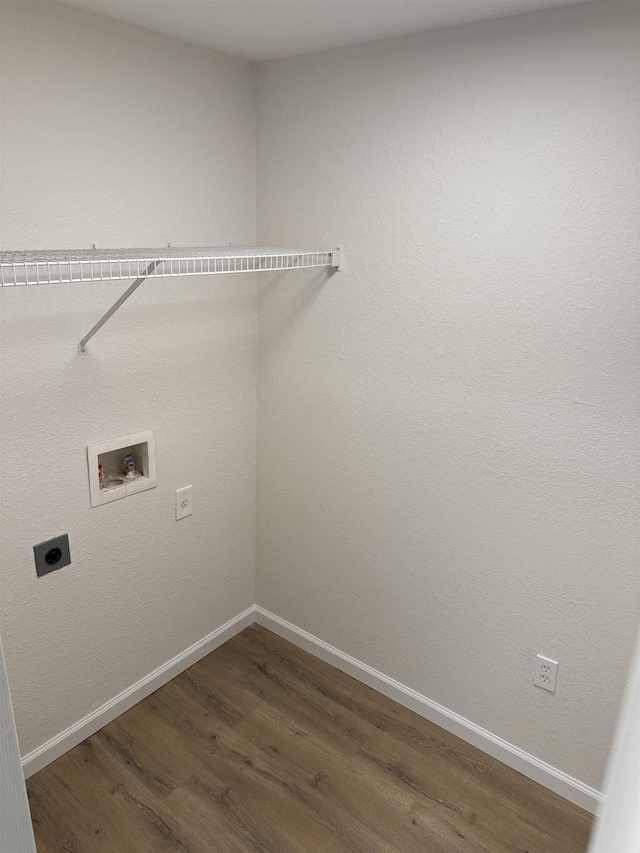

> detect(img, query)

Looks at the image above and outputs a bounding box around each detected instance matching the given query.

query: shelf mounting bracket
[78,260,160,354]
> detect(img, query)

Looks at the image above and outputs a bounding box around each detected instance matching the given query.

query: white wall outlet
[175,486,193,520]
[535,654,559,693]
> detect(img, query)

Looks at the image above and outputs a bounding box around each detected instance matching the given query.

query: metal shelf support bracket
[78,260,160,354]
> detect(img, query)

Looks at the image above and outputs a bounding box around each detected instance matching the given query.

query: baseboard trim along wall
[20,605,255,779]
[21,602,604,814]
[254,606,604,815]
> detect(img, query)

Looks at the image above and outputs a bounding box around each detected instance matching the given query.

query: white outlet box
[87,430,157,508]
[176,485,193,520]
[535,654,559,693]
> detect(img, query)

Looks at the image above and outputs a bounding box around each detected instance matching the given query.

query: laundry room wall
[256,0,640,791]
[0,0,257,758]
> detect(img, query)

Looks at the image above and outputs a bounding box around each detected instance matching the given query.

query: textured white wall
[256,1,639,789]
[589,630,640,851]
[0,0,256,756]
[0,639,35,852]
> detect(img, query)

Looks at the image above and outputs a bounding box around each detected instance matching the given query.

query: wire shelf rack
[0,246,342,352]
[0,247,339,286]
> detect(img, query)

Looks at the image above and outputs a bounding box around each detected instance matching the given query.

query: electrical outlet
[34,534,71,577]
[176,486,193,520]
[534,655,559,693]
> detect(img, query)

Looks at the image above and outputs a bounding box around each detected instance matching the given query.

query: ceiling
[62,0,591,62]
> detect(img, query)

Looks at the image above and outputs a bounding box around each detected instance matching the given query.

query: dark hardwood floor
[27,624,593,852]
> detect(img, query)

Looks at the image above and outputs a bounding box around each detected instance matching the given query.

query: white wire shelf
[0,246,339,286]
[0,246,342,353]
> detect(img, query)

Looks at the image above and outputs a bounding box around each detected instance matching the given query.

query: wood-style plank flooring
[27,625,593,852]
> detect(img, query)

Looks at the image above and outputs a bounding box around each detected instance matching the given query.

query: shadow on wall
[258,268,333,354]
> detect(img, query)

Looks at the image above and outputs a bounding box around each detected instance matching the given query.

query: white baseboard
[254,606,604,815]
[21,602,604,815]
[21,605,255,779]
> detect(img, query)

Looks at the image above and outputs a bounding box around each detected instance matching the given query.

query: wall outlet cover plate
[176,485,193,520]
[535,654,559,694]
[34,534,71,577]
